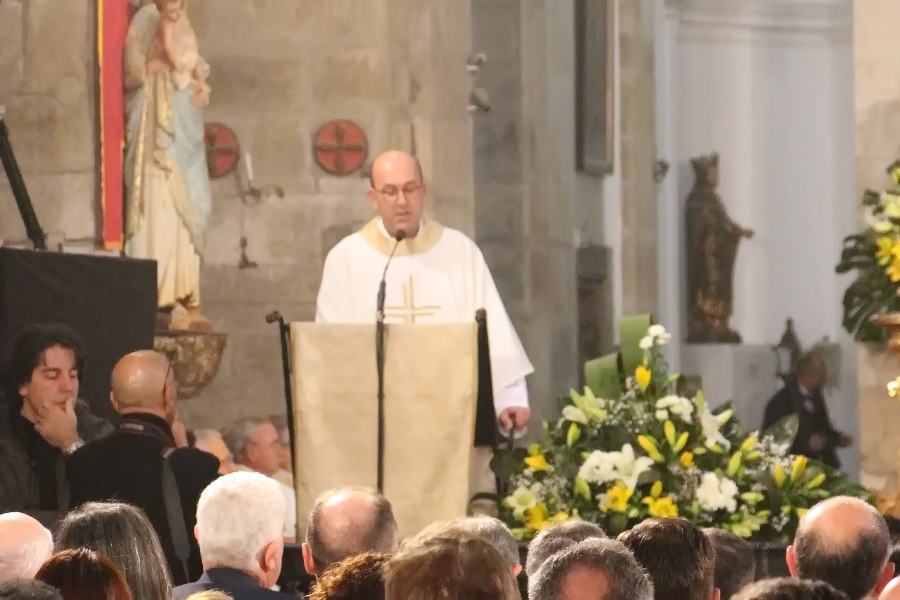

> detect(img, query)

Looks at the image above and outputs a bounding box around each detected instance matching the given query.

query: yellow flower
[740,435,758,452]
[600,483,634,513]
[774,464,786,486]
[525,503,550,530]
[635,366,652,391]
[643,496,679,518]
[551,512,570,524]
[877,237,896,263]
[889,258,900,283]
[650,480,663,498]
[791,455,808,481]
[796,507,809,519]
[637,435,665,462]
[525,454,550,471]
[680,452,694,468]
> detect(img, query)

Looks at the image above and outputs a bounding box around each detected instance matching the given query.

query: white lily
[562,405,589,424]
[570,388,608,423]
[612,444,655,491]
[657,395,694,422]
[503,484,541,519]
[578,450,619,485]
[700,405,732,450]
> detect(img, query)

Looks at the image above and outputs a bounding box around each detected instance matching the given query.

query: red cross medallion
[204,122,241,179]
[313,120,368,176]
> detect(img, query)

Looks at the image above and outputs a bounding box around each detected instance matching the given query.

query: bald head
[303,487,397,576]
[0,513,53,581]
[880,577,900,600]
[789,496,892,600]
[367,150,426,238]
[110,350,174,416]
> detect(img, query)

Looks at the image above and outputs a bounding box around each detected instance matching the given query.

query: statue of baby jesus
[146,0,210,107]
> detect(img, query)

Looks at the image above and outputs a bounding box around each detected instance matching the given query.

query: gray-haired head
[529,537,653,600]
[222,418,265,459]
[526,519,606,577]
[414,516,520,571]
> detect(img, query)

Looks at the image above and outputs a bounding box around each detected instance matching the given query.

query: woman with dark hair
[36,548,133,600]
[55,502,172,600]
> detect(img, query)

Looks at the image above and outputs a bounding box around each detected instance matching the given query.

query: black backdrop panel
[0,248,157,420]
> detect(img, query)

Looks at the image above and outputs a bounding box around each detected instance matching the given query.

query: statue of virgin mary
[123,0,212,310]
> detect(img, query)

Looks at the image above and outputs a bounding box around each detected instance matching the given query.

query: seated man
[0,324,112,526]
[0,579,63,600]
[302,486,398,578]
[225,418,296,539]
[174,472,293,600]
[193,429,237,475]
[66,350,219,585]
[703,528,756,600]
[0,513,53,582]
[526,519,606,577]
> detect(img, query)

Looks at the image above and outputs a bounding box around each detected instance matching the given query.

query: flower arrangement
[499,319,870,541]
[836,159,900,343]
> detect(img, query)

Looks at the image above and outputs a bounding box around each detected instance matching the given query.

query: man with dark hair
[762,350,851,467]
[787,496,893,600]
[0,324,112,525]
[0,579,62,600]
[302,487,398,577]
[703,528,756,600]
[526,519,607,577]
[529,538,653,600]
[618,517,717,600]
[733,578,848,600]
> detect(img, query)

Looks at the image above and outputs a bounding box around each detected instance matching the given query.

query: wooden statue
[685,153,753,344]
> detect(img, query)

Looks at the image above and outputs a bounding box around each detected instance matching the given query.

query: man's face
[246,423,283,477]
[368,157,426,237]
[19,345,79,416]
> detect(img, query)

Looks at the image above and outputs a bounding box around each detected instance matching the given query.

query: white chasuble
[316,218,534,408]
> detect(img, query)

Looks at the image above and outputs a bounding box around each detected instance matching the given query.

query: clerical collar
[360,217,444,257]
[377,218,426,240]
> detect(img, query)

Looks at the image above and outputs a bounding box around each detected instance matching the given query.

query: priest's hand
[838,432,853,448]
[499,407,531,431]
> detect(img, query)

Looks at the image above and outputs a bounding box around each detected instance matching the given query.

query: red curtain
[98,0,129,250]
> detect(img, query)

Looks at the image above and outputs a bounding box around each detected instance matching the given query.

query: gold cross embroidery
[384,276,441,323]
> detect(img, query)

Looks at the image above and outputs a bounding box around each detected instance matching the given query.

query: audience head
[618,517,716,600]
[194,429,237,475]
[2,323,84,416]
[703,528,756,600]
[733,578,848,600]
[224,418,283,476]
[268,415,292,472]
[183,593,232,600]
[196,472,286,588]
[416,517,521,576]
[526,519,607,577]
[109,350,175,423]
[787,496,892,600]
[309,552,389,600]
[36,549,132,600]
[303,486,398,577]
[55,502,172,600]
[880,578,900,600]
[0,513,53,582]
[529,537,652,600]
[0,579,62,600]
[385,529,519,600]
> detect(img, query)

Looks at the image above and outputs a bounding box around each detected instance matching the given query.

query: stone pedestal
[681,344,780,431]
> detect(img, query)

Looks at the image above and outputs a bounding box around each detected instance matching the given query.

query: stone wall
[854,0,900,497]
[0,0,97,246]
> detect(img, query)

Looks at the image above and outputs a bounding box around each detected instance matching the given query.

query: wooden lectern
[289,323,478,538]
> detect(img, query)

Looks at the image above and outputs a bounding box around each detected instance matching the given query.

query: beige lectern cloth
[290,322,477,539]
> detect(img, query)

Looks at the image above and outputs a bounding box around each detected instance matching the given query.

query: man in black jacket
[762,350,852,468]
[0,324,112,527]
[66,350,219,585]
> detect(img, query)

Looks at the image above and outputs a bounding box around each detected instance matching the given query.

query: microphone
[376,229,406,323]
[374,227,405,494]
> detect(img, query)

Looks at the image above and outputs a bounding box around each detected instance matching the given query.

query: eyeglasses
[374,182,424,201]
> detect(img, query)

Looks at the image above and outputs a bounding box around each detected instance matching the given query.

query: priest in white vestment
[315,150,533,497]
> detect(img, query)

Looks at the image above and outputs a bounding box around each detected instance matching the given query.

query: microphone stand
[375,229,405,494]
[266,310,296,485]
